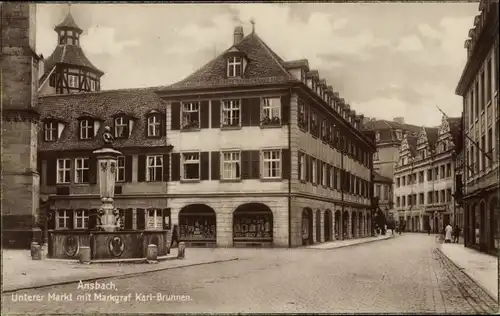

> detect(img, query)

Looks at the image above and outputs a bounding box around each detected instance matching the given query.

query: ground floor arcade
[44,195,372,248]
[396,208,463,234]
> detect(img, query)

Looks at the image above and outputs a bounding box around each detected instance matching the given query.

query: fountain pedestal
[93,147,122,232]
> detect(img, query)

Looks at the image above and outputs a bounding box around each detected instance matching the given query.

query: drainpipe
[288,87,292,248]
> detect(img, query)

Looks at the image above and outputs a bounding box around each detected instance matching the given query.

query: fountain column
[93,128,122,232]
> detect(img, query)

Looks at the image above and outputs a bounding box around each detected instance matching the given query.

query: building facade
[393,116,463,233]
[38,23,376,248]
[455,0,499,254]
[373,171,393,219]
[1,3,43,248]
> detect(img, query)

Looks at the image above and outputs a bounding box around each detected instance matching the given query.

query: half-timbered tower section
[38,10,104,96]
[38,89,173,239]
[157,25,376,248]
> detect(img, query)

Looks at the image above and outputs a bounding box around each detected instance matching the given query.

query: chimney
[233,26,244,45]
[393,117,405,124]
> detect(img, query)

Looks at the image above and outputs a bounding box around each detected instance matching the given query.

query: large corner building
[34,13,377,248]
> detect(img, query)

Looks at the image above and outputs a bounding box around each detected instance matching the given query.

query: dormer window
[227,56,242,77]
[376,132,380,141]
[44,121,58,142]
[396,130,402,140]
[79,119,94,140]
[146,113,163,137]
[114,117,130,138]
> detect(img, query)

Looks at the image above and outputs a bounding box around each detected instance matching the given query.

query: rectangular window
[481,135,486,170]
[486,59,492,103]
[227,56,242,77]
[57,159,71,184]
[440,165,445,179]
[321,120,327,141]
[182,102,200,129]
[44,122,57,141]
[446,163,452,178]
[487,128,493,167]
[446,188,452,202]
[146,155,163,182]
[329,166,334,188]
[312,158,317,183]
[74,158,89,184]
[470,90,474,124]
[147,209,163,230]
[75,210,89,229]
[428,191,433,204]
[434,191,439,203]
[440,190,446,203]
[480,71,485,111]
[427,169,432,181]
[222,100,241,127]
[434,167,439,180]
[402,176,406,186]
[114,117,129,138]
[116,156,125,182]
[261,97,281,125]
[419,193,424,205]
[396,197,400,207]
[67,74,78,88]
[118,209,125,230]
[298,99,307,129]
[147,115,161,137]
[311,112,318,135]
[475,81,479,116]
[90,80,96,91]
[182,153,200,180]
[402,196,406,207]
[221,151,240,180]
[376,184,381,197]
[262,150,281,179]
[396,177,400,187]
[79,119,93,140]
[322,163,327,186]
[299,153,305,181]
[57,210,70,229]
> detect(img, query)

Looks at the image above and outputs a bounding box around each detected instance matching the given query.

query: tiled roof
[363,119,421,143]
[54,12,82,32]
[38,88,168,151]
[160,32,294,91]
[373,171,393,183]
[42,44,104,80]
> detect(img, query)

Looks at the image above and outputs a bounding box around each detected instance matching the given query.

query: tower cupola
[54,10,83,47]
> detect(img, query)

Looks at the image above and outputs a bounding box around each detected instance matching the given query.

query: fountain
[47,127,169,262]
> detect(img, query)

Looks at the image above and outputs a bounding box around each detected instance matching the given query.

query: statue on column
[102,126,115,147]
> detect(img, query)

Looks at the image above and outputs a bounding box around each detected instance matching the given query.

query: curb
[2,257,239,294]
[304,236,392,250]
[436,247,498,303]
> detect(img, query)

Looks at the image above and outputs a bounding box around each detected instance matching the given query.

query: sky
[36,2,479,127]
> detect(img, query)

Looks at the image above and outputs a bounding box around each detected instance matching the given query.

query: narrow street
[2,234,497,314]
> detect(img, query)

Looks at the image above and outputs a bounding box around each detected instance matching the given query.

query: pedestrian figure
[444,223,453,243]
[170,224,179,248]
[453,225,461,243]
[427,224,431,235]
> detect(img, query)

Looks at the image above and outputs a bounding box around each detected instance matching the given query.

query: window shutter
[160,113,166,137]
[326,165,331,187]
[47,209,56,230]
[171,102,181,130]
[297,151,302,181]
[137,155,146,182]
[88,209,98,230]
[89,156,97,184]
[241,98,251,127]
[125,155,133,182]
[67,210,74,229]
[211,100,221,129]
[249,98,261,126]
[125,208,133,230]
[136,208,146,230]
[281,95,290,125]
[281,148,290,179]
[200,151,210,180]
[250,150,260,179]
[170,153,181,181]
[162,208,171,230]
[46,158,57,185]
[241,150,250,179]
[162,154,170,182]
[200,100,209,129]
[211,151,220,180]
[305,155,310,182]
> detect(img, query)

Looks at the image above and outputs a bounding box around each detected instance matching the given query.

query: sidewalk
[305,234,392,250]
[438,242,498,303]
[2,248,238,293]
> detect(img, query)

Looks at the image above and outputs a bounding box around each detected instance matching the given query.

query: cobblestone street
[2,234,497,314]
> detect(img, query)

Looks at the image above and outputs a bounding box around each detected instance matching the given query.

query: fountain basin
[48,230,168,261]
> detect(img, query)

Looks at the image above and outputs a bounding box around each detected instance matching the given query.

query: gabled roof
[373,171,393,184]
[424,127,439,150]
[38,88,167,151]
[54,12,82,33]
[160,32,294,91]
[406,135,418,156]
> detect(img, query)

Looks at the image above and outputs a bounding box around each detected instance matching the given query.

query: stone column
[93,147,122,232]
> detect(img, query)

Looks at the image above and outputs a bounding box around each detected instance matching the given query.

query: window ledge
[260,124,282,129]
[220,179,242,183]
[221,125,242,131]
[180,128,201,133]
[180,179,200,184]
[260,177,282,182]
[44,139,57,142]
